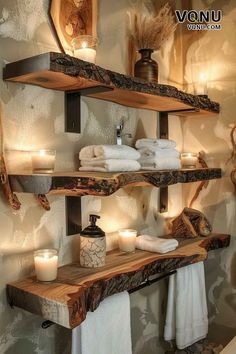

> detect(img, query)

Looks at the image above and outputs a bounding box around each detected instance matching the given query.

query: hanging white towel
[164,262,208,349]
[72,292,132,354]
[79,145,140,160]
[135,235,178,254]
[140,157,181,170]
[139,147,180,158]
[135,138,177,150]
[79,159,141,172]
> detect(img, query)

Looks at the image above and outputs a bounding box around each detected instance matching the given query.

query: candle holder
[71,35,98,63]
[34,249,58,282]
[181,153,198,169]
[31,150,56,173]
[118,229,137,253]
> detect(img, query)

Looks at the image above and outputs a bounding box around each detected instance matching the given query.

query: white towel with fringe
[164,262,208,349]
[135,138,177,150]
[135,235,178,254]
[79,145,140,160]
[79,159,141,172]
[72,292,132,354]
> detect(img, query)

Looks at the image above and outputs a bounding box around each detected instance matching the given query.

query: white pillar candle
[118,229,137,253]
[31,150,56,173]
[34,249,58,281]
[74,48,96,63]
[181,153,198,168]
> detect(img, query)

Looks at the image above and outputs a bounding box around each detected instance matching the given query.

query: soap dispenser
[80,214,106,268]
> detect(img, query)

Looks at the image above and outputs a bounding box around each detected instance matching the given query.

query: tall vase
[134,49,158,83]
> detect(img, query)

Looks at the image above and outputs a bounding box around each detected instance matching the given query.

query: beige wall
[0,1,234,354]
[181,0,236,346]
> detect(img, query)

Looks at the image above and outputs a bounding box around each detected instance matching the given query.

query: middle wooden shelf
[9,168,221,196]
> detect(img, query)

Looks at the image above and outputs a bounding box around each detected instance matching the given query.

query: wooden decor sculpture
[172,207,212,238]
[189,151,209,208]
[227,124,236,193]
[0,103,21,210]
[49,0,97,53]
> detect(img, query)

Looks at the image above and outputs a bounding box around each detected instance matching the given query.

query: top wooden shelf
[3,52,219,116]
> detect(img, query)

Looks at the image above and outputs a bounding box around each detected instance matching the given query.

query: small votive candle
[72,35,97,63]
[118,229,137,253]
[181,152,198,168]
[34,249,58,282]
[31,150,56,173]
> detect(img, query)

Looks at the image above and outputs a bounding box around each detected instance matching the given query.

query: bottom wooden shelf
[7,233,230,329]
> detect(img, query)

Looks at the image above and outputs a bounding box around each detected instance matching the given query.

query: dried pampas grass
[127,3,177,51]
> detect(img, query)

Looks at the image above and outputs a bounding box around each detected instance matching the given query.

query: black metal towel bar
[41,270,176,329]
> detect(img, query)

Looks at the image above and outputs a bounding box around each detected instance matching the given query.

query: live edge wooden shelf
[8,168,221,196]
[3,52,219,117]
[7,233,230,329]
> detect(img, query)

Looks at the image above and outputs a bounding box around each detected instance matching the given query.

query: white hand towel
[79,145,140,160]
[139,147,180,158]
[135,235,178,254]
[135,138,177,150]
[79,159,141,172]
[140,157,181,170]
[72,292,132,354]
[164,262,208,349]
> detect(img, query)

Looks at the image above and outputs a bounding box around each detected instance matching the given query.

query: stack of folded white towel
[135,138,181,170]
[135,235,179,254]
[79,145,141,172]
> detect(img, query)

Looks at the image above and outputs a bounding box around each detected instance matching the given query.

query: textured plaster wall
[182,0,236,346]
[0,1,182,354]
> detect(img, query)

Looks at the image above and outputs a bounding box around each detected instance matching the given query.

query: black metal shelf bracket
[65,85,114,235]
[158,108,197,213]
[65,86,114,134]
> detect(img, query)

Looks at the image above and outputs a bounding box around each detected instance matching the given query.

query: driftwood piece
[226,124,236,192]
[6,233,230,328]
[35,194,50,211]
[189,151,209,208]
[8,168,222,196]
[0,104,21,210]
[3,52,219,116]
[172,207,212,238]
[0,156,21,210]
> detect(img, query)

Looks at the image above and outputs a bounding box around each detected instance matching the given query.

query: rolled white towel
[139,147,180,158]
[79,145,140,160]
[140,157,181,170]
[135,235,178,254]
[135,138,177,150]
[79,159,141,172]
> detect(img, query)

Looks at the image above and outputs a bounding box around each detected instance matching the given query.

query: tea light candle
[118,229,137,253]
[74,47,96,63]
[31,150,56,173]
[181,153,198,168]
[34,249,58,282]
[72,35,97,63]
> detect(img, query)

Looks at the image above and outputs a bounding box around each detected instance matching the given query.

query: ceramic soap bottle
[80,214,106,268]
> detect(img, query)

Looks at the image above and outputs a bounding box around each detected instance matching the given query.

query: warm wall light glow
[39,149,46,156]
[81,41,87,49]
[31,150,56,173]
[199,72,208,82]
